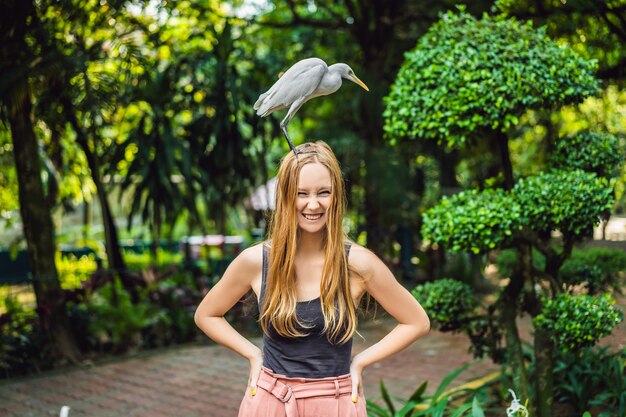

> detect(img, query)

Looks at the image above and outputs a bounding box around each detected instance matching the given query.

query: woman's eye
[319,191,330,196]
[298,192,307,196]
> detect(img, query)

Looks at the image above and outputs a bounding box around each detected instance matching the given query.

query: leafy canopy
[383,9,599,148]
[533,293,624,352]
[512,169,614,238]
[549,132,624,179]
[422,188,523,254]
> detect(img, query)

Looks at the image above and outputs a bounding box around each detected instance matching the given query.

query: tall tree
[385,10,605,416]
[0,0,81,362]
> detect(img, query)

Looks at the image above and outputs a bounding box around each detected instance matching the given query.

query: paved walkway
[1,299,624,417]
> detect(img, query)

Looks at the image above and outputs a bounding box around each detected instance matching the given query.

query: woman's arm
[349,245,430,398]
[194,244,264,389]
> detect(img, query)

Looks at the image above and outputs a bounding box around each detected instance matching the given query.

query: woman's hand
[350,354,365,403]
[247,349,264,396]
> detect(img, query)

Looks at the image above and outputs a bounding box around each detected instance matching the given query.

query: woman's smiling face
[296,162,333,234]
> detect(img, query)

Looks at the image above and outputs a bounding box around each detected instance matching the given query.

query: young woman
[194,141,430,417]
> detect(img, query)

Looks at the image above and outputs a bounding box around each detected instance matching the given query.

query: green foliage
[123,249,183,271]
[143,271,200,345]
[422,189,522,254]
[0,295,46,377]
[568,247,626,282]
[550,346,626,417]
[411,279,475,331]
[558,247,626,294]
[558,258,605,293]
[87,277,169,350]
[56,253,98,290]
[383,9,599,147]
[533,293,623,351]
[549,132,624,178]
[367,361,491,417]
[512,169,614,237]
[495,0,626,81]
[0,131,19,221]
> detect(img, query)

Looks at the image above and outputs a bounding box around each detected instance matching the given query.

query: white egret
[254,57,369,155]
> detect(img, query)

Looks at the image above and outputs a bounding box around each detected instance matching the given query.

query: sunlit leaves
[533,293,623,351]
[412,279,475,331]
[422,188,523,254]
[384,9,599,148]
[512,170,614,238]
[422,169,614,253]
[549,132,623,179]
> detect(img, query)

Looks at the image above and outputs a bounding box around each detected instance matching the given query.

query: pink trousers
[237,367,367,417]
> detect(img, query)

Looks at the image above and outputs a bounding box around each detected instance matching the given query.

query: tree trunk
[534,326,554,417]
[8,81,81,364]
[82,201,91,242]
[495,130,514,190]
[500,260,530,403]
[522,242,554,417]
[60,98,139,301]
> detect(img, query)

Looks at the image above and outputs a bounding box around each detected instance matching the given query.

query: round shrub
[422,188,523,254]
[550,132,623,178]
[512,169,614,237]
[411,278,475,331]
[383,9,599,148]
[533,293,623,351]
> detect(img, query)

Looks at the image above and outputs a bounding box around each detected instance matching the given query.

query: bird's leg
[280,119,299,159]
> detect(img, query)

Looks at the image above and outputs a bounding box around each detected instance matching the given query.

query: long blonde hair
[260,141,356,344]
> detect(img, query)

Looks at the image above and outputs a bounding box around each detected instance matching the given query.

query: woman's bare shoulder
[347,242,378,278]
[231,241,264,274]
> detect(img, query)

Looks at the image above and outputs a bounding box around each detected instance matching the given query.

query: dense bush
[536,346,626,417]
[85,277,169,351]
[411,278,475,331]
[512,170,614,237]
[422,189,523,254]
[550,132,624,178]
[533,293,623,351]
[0,295,48,377]
[576,247,626,274]
[1,263,210,378]
[383,9,599,148]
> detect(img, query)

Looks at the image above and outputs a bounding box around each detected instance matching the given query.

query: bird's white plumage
[254,58,329,117]
[254,57,369,154]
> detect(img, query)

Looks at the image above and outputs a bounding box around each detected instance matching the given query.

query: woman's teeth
[303,213,323,221]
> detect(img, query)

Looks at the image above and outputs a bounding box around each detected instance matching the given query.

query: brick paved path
[1,299,624,417]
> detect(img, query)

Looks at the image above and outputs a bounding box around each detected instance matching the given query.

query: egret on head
[254,57,369,156]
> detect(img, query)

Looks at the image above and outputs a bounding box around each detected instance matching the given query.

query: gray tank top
[259,242,353,378]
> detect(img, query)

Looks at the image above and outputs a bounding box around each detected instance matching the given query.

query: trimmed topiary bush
[512,170,614,237]
[550,132,623,178]
[422,188,523,254]
[533,293,623,351]
[411,278,475,331]
[383,9,599,148]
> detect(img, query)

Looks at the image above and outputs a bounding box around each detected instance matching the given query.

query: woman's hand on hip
[350,354,365,402]
[247,349,263,396]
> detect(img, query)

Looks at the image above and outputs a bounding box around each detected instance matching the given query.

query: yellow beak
[350,74,369,91]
